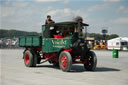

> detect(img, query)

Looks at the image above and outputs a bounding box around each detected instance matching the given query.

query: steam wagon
[19,21,97,72]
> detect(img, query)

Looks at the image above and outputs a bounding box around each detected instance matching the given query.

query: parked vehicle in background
[0,38,19,48]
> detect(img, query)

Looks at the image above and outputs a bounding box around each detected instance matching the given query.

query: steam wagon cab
[19,21,97,72]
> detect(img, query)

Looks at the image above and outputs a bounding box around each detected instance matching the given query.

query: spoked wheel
[59,51,72,72]
[84,51,97,71]
[24,50,37,67]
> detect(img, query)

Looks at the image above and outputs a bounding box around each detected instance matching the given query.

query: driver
[45,15,55,24]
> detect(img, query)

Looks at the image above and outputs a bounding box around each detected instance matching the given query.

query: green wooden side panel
[19,37,25,46]
[19,36,40,47]
[26,37,32,46]
[33,37,40,46]
[42,38,70,53]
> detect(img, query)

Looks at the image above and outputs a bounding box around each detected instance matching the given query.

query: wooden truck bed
[19,36,41,47]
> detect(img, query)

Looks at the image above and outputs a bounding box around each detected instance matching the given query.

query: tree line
[0,29,119,40]
[0,29,40,38]
[87,33,119,40]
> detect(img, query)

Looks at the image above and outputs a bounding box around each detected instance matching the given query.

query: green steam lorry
[19,21,97,72]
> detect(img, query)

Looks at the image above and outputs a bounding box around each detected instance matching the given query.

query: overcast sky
[0,0,128,37]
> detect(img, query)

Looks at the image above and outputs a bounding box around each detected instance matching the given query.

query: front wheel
[84,51,97,71]
[59,51,72,72]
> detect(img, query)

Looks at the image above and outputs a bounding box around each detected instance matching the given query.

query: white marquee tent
[107,37,128,50]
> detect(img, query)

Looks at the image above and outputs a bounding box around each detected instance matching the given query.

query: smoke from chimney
[73,16,83,22]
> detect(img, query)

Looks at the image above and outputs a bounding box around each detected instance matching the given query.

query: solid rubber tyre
[59,51,72,72]
[84,51,97,71]
[24,50,37,67]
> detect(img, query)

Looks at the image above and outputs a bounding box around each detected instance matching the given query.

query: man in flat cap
[45,15,55,24]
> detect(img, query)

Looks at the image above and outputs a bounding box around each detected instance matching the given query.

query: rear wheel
[24,50,37,67]
[84,51,97,71]
[59,51,72,72]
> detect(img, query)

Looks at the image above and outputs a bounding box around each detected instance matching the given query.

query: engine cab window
[43,25,76,38]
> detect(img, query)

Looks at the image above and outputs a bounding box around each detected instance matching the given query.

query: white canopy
[107,37,127,43]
